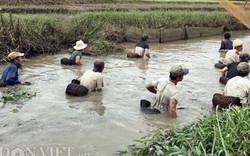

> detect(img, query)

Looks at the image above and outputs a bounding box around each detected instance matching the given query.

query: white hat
[8,52,24,60]
[73,40,87,50]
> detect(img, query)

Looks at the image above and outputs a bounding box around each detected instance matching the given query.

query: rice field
[0,0,247,59]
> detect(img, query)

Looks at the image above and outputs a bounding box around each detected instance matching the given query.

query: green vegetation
[1,87,36,102]
[0,0,247,59]
[120,106,250,156]
[0,10,243,60]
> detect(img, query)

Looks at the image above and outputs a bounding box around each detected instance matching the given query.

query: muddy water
[0,30,250,156]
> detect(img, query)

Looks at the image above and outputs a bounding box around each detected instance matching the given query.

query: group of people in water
[215,32,250,107]
[1,32,248,118]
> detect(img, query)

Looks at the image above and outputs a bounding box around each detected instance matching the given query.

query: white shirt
[134,47,145,56]
[224,76,250,104]
[224,49,240,65]
[79,70,103,92]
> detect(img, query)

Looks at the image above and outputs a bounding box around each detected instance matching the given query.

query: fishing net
[218,0,250,29]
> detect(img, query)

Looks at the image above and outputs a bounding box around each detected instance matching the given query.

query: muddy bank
[0,8,246,60]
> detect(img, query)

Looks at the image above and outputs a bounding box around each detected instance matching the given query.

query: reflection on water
[67,91,106,116]
[0,30,250,155]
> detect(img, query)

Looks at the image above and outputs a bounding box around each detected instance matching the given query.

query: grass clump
[120,106,250,156]
[1,87,36,102]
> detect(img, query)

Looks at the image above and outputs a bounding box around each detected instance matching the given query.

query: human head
[224,32,231,39]
[8,51,24,65]
[169,65,189,80]
[239,53,250,62]
[73,40,87,51]
[237,62,250,77]
[233,39,243,51]
[141,34,149,41]
[93,60,105,72]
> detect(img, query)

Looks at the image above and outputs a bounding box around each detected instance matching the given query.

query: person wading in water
[61,40,87,65]
[0,52,30,86]
[143,65,189,118]
[127,34,151,59]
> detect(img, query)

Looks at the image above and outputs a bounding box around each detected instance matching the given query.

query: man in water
[219,32,233,52]
[0,52,28,85]
[146,65,189,118]
[79,61,105,92]
[223,39,243,65]
[221,53,250,81]
[224,62,250,105]
[61,40,87,65]
[127,34,150,59]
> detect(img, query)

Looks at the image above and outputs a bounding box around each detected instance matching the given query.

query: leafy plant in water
[120,106,250,156]
[1,87,36,102]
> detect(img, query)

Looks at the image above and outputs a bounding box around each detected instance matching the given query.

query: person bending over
[224,62,250,105]
[223,39,243,65]
[221,53,250,83]
[127,34,150,59]
[0,52,28,85]
[61,40,87,65]
[79,61,105,92]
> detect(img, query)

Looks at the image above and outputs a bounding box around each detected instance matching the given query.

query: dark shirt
[220,39,233,50]
[226,62,240,79]
[135,40,149,49]
[69,50,82,64]
[0,62,21,85]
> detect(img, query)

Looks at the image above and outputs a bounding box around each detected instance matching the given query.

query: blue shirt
[226,62,240,79]
[135,40,149,49]
[0,62,21,85]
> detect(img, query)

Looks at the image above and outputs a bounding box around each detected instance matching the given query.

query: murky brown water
[0,30,250,156]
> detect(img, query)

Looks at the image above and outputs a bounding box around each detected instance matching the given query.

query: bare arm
[146,83,156,94]
[221,67,228,77]
[96,76,103,91]
[75,56,81,65]
[169,99,177,118]
[145,49,150,58]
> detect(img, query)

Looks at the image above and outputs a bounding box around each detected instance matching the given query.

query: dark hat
[237,62,250,73]
[240,53,250,62]
[141,33,149,41]
[170,65,189,77]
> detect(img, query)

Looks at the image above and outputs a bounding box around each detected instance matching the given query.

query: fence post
[160,27,164,43]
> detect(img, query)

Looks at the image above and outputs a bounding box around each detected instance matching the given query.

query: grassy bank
[120,106,250,156]
[0,9,245,61]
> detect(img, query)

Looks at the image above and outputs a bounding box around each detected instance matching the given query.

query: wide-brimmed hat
[8,52,24,60]
[237,62,250,73]
[73,40,87,50]
[233,39,243,47]
[170,65,189,77]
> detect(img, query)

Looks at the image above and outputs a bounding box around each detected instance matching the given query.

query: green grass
[120,106,250,156]
[0,7,245,58]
